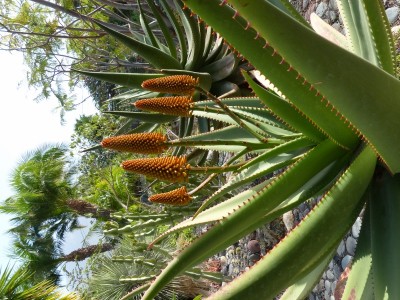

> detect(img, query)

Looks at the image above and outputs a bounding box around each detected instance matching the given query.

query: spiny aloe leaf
[145,0,178,59]
[104,111,176,123]
[193,145,308,218]
[138,1,159,48]
[149,180,271,248]
[208,146,376,299]
[151,151,350,248]
[73,70,163,89]
[199,52,238,82]
[195,97,265,109]
[342,191,374,300]
[159,0,187,65]
[369,169,400,298]
[184,0,359,151]
[279,250,334,300]
[141,139,347,299]
[310,13,348,49]
[94,21,181,69]
[222,0,400,173]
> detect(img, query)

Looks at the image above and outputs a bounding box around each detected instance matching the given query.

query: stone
[220,256,227,267]
[324,290,330,300]
[316,2,329,17]
[247,240,261,253]
[329,0,338,10]
[352,217,362,239]
[332,22,341,32]
[346,236,357,256]
[326,270,335,280]
[303,0,309,10]
[328,10,337,22]
[341,255,352,270]
[325,280,331,292]
[337,240,345,256]
[333,264,342,278]
[282,210,294,231]
[386,7,400,25]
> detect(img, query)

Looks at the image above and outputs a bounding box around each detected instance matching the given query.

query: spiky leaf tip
[149,187,191,206]
[141,75,199,95]
[101,133,167,154]
[121,156,189,182]
[134,96,193,117]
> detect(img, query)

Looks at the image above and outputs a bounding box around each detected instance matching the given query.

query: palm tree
[1,144,113,284]
[0,263,79,300]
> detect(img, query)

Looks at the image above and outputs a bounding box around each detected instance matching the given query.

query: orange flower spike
[149,187,191,206]
[101,133,167,154]
[141,75,199,95]
[121,156,190,182]
[134,96,193,117]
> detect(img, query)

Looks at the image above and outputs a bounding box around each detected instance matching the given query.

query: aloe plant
[107,1,400,299]
[78,0,400,299]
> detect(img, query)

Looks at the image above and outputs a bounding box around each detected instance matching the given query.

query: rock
[316,2,329,17]
[328,10,337,23]
[329,0,338,11]
[326,270,335,280]
[386,7,400,25]
[337,240,345,256]
[303,0,309,10]
[247,240,261,253]
[220,256,227,267]
[352,217,362,239]
[341,255,352,270]
[346,236,357,256]
[325,280,331,292]
[332,22,341,32]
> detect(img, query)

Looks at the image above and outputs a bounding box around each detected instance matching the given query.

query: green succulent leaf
[94,21,181,69]
[104,111,176,123]
[73,70,163,89]
[141,139,348,299]
[219,0,400,172]
[208,146,376,299]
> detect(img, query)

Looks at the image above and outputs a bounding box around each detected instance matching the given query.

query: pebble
[337,240,345,256]
[326,270,334,280]
[303,0,309,10]
[386,7,400,24]
[341,255,352,270]
[352,217,362,239]
[346,236,357,256]
[316,2,329,17]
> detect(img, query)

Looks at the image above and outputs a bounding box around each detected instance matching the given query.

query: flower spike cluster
[149,187,191,206]
[141,75,199,95]
[121,156,189,183]
[134,96,193,117]
[101,133,167,154]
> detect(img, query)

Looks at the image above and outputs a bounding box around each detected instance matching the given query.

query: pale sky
[0,51,98,268]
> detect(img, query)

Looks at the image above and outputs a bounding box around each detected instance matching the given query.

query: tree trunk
[62,243,114,261]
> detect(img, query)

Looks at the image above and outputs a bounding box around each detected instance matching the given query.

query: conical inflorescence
[101,133,167,154]
[149,187,191,206]
[141,75,199,95]
[121,156,189,182]
[134,96,193,117]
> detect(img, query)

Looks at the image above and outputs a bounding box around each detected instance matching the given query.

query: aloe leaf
[205,35,226,64]
[267,0,310,28]
[184,0,359,151]
[243,72,323,142]
[342,191,374,300]
[220,0,400,172]
[104,111,176,123]
[369,169,400,298]
[138,1,159,48]
[94,21,181,69]
[141,139,347,299]
[145,0,178,59]
[310,13,348,49]
[195,97,265,109]
[73,70,163,88]
[173,0,201,70]
[200,53,238,82]
[279,249,334,300]
[159,0,187,65]
[208,146,376,299]
[202,26,214,60]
